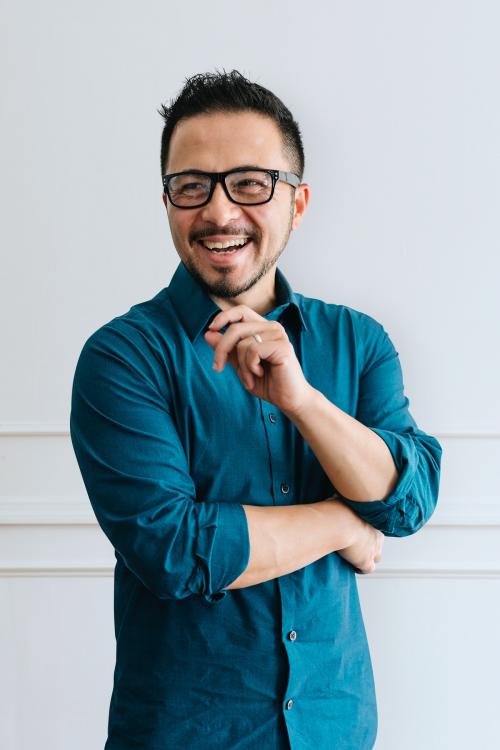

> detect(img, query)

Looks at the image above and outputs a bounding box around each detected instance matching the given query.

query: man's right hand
[336,513,384,574]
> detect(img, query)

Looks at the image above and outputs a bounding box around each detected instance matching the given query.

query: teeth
[202,238,248,250]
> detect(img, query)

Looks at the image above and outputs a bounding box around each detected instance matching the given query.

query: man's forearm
[283,386,399,502]
[225,498,361,590]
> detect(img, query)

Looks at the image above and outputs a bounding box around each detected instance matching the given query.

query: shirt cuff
[188,502,251,604]
[339,427,419,535]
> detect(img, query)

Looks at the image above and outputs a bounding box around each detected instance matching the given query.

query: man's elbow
[387,474,441,538]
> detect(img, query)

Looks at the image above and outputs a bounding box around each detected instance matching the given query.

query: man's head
[158,70,309,306]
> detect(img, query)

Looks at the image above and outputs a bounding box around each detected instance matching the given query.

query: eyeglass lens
[167,170,273,206]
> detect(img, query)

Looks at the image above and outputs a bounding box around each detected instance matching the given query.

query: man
[70,70,442,750]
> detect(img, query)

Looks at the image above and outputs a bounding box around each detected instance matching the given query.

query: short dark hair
[157,69,305,180]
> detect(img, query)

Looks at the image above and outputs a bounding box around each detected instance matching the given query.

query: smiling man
[163,109,300,312]
[70,70,442,750]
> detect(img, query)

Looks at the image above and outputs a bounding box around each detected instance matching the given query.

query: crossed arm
[204,306,441,591]
[226,387,394,589]
[70,318,441,602]
[225,324,442,589]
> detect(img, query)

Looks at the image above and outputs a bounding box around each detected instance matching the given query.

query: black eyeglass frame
[162,167,301,209]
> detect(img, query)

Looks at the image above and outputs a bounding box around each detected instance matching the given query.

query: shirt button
[288,630,297,641]
[281,483,290,494]
[286,699,294,710]
[268,413,277,424]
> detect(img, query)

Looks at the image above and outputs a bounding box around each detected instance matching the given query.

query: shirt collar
[166,260,308,343]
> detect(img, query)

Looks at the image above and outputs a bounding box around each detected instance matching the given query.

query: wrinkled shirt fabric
[70,260,442,750]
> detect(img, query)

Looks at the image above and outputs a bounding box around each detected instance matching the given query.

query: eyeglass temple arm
[278,171,301,188]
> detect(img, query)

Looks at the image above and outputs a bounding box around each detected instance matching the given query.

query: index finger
[208,304,264,332]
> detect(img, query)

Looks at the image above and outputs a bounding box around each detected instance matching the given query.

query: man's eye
[170,180,209,197]
[232,179,267,192]
[181,182,204,191]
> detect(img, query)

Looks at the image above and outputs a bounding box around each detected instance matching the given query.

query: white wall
[1,1,499,748]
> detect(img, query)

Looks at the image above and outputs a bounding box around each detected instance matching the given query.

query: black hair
[157,69,305,179]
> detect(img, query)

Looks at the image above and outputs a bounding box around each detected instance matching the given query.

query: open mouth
[196,237,252,257]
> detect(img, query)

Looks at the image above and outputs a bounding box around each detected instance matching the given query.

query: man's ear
[291,183,310,230]
[162,192,168,211]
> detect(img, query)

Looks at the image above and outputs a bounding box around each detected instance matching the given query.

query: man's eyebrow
[170,165,266,174]
[230,164,265,171]
[168,168,207,174]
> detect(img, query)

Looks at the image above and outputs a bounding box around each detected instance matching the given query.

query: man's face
[162,110,308,300]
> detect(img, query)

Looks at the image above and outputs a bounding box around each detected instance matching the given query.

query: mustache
[191,227,259,243]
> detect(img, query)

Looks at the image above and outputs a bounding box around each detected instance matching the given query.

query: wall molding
[0,424,70,436]
[0,496,499,527]
[0,563,498,579]
[360,566,500,579]
[1,424,500,439]
[0,564,113,576]
[429,501,500,527]
[0,498,97,525]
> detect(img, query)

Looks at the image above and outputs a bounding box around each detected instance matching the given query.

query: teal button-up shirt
[70,260,442,750]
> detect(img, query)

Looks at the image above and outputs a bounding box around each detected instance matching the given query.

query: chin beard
[192,220,293,298]
[186,241,287,299]
[184,200,295,299]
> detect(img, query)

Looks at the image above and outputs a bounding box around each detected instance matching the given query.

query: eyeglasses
[162,167,300,209]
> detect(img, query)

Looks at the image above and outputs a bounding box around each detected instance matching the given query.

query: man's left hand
[204,305,313,416]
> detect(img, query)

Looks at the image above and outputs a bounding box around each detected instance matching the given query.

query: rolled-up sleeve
[339,314,442,537]
[69,324,250,602]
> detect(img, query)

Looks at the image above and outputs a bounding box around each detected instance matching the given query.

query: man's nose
[199,181,243,224]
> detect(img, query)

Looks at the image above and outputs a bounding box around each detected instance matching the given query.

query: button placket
[259,397,292,505]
